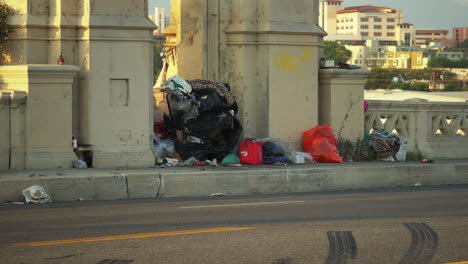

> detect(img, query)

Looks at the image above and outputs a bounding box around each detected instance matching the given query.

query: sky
[149,0,468,31]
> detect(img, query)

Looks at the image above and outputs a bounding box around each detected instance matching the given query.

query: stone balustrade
[365,98,468,159]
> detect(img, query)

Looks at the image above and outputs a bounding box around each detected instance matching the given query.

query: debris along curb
[1,161,468,202]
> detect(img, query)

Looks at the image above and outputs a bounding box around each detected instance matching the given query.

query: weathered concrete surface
[1,161,467,202]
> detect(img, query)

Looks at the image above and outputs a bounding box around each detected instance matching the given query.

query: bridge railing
[365,98,468,159]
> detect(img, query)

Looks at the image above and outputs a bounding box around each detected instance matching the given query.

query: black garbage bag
[163,77,243,161]
[186,112,234,133]
[262,141,284,157]
[194,89,232,113]
[176,118,242,160]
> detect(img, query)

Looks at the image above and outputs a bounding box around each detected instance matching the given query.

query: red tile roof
[337,5,397,14]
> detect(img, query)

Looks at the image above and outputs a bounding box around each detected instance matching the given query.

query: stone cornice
[0,90,27,103]
[225,22,327,36]
[0,65,80,85]
[366,99,468,110]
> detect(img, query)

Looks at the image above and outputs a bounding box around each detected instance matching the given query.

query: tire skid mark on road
[399,223,438,264]
[326,231,357,264]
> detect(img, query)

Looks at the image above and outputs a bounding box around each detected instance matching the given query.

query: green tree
[444,82,462,91]
[324,41,352,64]
[365,68,391,90]
[411,82,428,91]
[0,3,13,64]
[460,39,468,49]
[427,56,455,68]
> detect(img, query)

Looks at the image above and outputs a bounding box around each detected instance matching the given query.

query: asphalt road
[1,186,468,264]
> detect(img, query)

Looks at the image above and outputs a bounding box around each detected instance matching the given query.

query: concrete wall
[0,91,26,170]
[319,68,369,140]
[0,65,79,169]
[164,0,326,148]
[2,0,156,168]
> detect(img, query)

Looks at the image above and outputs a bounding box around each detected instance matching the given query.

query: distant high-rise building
[453,27,468,48]
[154,7,166,32]
[415,29,449,46]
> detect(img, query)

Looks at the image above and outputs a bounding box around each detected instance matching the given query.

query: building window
[367,61,372,66]
[387,32,395,36]
[377,61,382,66]
[361,32,369,36]
[361,18,369,22]
[361,25,369,29]
[374,32,382,36]
[374,25,382,29]
[387,25,395,30]
[374,18,382,22]
[387,18,395,23]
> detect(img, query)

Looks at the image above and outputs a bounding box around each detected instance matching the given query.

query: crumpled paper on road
[22,186,52,204]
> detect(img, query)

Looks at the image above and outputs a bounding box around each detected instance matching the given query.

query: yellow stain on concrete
[14,227,256,247]
[275,47,313,72]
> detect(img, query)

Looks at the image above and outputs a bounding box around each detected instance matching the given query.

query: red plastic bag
[303,125,344,163]
[239,141,263,165]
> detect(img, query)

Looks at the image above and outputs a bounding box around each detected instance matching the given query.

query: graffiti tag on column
[274,47,313,72]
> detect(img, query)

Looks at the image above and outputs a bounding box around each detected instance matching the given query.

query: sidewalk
[1,160,468,202]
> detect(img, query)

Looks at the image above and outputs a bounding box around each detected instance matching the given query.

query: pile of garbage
[369,130,408,162]
[154,76,242,164]
[153,76,317,166]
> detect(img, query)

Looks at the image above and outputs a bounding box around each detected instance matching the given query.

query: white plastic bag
[22,186,52,204]
[154,135,175,158]
[396,143,409,162]
[72,160,88,169]
[163,75,192,94]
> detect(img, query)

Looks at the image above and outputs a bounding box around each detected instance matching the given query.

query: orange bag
[303,125,344,163]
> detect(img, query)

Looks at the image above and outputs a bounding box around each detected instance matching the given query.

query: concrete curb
[158,163,468,197]
[1,162,468,202]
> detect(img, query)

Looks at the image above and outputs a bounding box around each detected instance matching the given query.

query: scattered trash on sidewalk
[421,159,435,163]
[22,186,52,204]
[72,160,88,169]
[3,201,25,205]
[221,154,241,165]
[210,193,228,197]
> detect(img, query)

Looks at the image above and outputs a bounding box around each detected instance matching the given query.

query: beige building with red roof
[319,0,416,46]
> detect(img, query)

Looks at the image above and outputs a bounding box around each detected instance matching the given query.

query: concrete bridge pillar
[3,0,156,168]
[164,0,326,147]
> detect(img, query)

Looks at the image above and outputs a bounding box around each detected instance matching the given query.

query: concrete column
[0,65,79,169]
[166,0,326,147]
[70,0,156,168]
[2,0,50,64]
[319,68,369,140]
